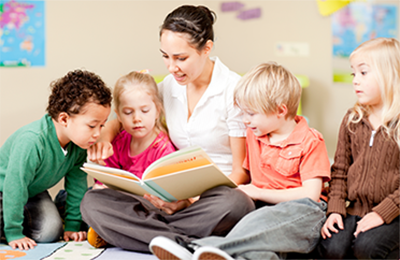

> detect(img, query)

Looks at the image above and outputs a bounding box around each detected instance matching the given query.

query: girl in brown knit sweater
[317,38,399,259]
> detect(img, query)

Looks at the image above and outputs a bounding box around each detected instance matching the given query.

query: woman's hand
[9,236,37,250]
[63,231,87,242]
[321,213,343,239]
[144,194,192,215]
[87,142,113,165]
[354,211,384,237]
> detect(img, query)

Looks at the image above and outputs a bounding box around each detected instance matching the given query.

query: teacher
[81,5,254,253]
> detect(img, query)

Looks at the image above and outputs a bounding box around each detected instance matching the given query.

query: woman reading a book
[80,5,255,253]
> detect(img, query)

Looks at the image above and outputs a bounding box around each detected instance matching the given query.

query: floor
[0,241,158,260]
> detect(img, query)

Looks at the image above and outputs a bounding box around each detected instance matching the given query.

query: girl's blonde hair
[113,71,168,134]
[349,37,400,148]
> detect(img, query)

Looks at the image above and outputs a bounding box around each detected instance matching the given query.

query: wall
[0,0,398,197]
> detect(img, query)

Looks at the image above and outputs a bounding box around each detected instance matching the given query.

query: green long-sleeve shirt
[0,114,87,242]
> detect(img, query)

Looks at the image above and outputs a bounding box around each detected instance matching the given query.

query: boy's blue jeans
[0,191,63,243]
[193,198,327,260]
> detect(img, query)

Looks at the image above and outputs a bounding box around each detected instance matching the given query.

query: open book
[81,146,237,202]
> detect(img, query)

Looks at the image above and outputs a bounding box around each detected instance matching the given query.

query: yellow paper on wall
[317,0,351,16]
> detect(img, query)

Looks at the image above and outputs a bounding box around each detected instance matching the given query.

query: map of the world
[0,0,45,67]
[332,3,398,58]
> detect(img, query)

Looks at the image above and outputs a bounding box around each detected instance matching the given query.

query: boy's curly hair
[47,69,112,120]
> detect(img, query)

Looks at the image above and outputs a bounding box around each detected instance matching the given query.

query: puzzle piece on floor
[42,241,105,260]
[0,243,66,260]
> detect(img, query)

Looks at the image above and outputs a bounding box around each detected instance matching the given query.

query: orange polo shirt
[243,116,331,191]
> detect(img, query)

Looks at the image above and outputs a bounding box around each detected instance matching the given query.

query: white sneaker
[149,236,196,260]
[193,246,235,260]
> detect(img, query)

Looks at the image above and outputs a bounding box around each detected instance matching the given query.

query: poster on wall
[0,0,45,67]
[332,2,398,83]
[332,3,397,58]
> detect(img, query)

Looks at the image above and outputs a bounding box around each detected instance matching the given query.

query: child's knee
[28,217,63,243]
[353,235,394,259]
[317,238,350,259]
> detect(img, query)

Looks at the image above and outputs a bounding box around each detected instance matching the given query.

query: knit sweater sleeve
[64,148,88,232]
[327,115,351,217]
[2,133,40,242]
[373,188,399,224]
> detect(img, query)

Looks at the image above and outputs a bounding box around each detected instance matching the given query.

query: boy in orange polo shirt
[149,62,331,260]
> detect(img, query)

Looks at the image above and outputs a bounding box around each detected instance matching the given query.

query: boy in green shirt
[0,69,112,250]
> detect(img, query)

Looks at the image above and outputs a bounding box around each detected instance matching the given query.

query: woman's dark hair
[47,69,112,120]
[160,5,216,51]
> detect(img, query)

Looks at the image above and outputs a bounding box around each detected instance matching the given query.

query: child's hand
[87,142,113,165]
[321,213,343,239]
[238,184,261,200]
[63,231,87,242]
[354,211,384,237]
[144,194,191,215]
[9,236,37,250]
[92,183,107,189]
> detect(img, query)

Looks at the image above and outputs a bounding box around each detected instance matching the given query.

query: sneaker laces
[175,236,200,254]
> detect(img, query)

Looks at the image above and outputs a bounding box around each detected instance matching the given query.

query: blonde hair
[349,38,400,147]
[234,62,301,119]
[113,71,168,134]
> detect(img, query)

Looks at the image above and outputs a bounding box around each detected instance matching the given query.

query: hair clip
[137,69,150,74]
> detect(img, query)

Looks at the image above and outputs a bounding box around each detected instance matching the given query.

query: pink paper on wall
[237,8,261,20]
[221,2,245,12]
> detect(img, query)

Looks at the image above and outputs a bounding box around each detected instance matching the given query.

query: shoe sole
[152,245,182,260]
[196,252,227,260]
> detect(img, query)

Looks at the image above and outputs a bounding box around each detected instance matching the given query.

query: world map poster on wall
[332,2,398,58]
[0,0,45,67]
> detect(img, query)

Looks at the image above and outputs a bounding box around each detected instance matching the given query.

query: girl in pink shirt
[93,71,175,189]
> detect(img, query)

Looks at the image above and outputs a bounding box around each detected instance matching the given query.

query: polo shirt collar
[257,116,308,147]
[170,56,227,99]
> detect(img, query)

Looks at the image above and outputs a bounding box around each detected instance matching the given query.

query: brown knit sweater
[327,111,399,224]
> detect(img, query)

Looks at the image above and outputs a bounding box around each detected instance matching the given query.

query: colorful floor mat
[0,242,66,260]
[42,241,105,260]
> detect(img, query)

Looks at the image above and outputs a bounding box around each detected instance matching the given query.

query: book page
[81,168,155,196]
[82,163,140,181]
[144,165,237,201]
[143,158,211,180]
[143,146,213,179]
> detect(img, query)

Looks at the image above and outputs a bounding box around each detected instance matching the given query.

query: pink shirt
[243,116,331,190]
[103,131,175,179]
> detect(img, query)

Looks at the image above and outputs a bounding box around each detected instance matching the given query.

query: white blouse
[159,57,246,175]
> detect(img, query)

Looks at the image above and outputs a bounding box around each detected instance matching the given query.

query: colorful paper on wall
[237,8,261,20]
[221,1,244,12]
[332,3,398,58]
[317,0,351,16]
[220,2,261,21]
[0,0,45,67]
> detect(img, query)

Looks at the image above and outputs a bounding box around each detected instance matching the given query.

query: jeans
[194,198,327,260]
[317,214,400,259]
[0,191,63,243]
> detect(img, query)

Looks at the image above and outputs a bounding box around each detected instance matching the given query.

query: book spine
[144,180,177,202]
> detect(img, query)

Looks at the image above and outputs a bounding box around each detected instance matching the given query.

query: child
[85,71,176,247]
[91,71,176,189]
[0,69,112,250]
[317,38,400,259]
[149,62,331,260]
